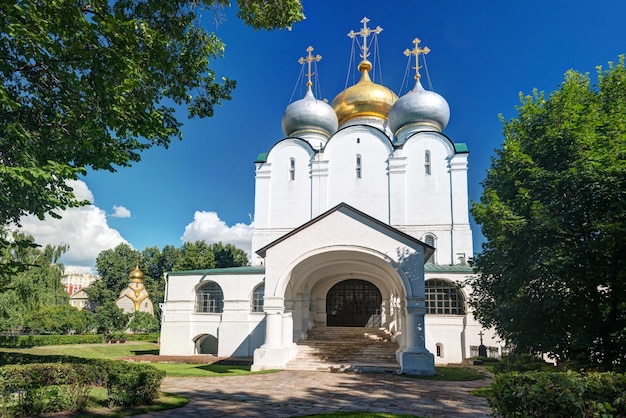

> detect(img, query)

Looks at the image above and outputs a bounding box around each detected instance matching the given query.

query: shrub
[0,334,104,347]
[488,371,626,417]
[105,362,166,407]
[0,360,166,415]
[493,353,549,373]
[125,332,160,343]
[0,363,93,416]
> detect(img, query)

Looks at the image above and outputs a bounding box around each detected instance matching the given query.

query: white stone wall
[160,272,265,357]
[251,122,472,268]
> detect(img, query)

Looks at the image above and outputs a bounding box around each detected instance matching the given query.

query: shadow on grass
[130,349,160,355]
[196,364,250,373]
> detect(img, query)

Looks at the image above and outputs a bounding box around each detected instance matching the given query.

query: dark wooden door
[326,279,382,327]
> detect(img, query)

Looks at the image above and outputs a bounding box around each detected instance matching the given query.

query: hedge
[0,332,160,347]
[0,360,166,416]
[0,334,104,347]
[489,370,626,417]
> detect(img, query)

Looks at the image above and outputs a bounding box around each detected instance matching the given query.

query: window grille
[251,283,265,312]
[195,282,224,313]
[424,234,435,264]
[425,279,465,315]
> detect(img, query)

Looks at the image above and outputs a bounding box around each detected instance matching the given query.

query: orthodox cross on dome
[404,37,430,81]
[298,46,321,89]
[348,17,382,61]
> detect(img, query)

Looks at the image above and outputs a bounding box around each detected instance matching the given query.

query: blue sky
[20,1,626,272]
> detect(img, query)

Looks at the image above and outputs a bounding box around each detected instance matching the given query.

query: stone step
[287,326,399,373]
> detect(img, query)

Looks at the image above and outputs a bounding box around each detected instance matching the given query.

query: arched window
[356,154,362,179]
[424,150,431,175]
[289,158,295,181]
[424,234,436,264]
[436,343,444,357]
[251,283,265,312]
[195,282,224,313]
[425,279,465,315]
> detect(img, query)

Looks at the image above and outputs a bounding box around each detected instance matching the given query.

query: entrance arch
[326,279,382,327]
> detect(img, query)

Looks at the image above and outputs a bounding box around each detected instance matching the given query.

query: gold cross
[404,38,430,81]
[298,46,322,88]
[348,17,383,60]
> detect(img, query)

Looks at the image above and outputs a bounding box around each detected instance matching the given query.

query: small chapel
[115,264,154,315]
[159,18,500,374]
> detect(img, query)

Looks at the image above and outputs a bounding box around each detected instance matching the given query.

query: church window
[356,154,362,179]
[425,279,465,315]
[289,158,295,181]
[425,150,431,175]
[251,283,265,312]
[424,234,436,264]
[436,343,444,357]
[195,282,224,313]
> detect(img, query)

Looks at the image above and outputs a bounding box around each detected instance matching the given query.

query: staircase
[286,327,400,373]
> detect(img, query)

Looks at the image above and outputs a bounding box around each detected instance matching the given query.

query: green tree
[88,243,139,306]
[469,56,626,370]
[175,241,216,270]
[128,311,159,334]
[30,304,94,334]
[94,302,128,338]
[0,230,68,332]
[0,0,304,275]
[211,242,248,268]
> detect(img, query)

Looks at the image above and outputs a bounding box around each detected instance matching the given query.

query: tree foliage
[87,241,249,319]
[93,301,128,337]
[0,230,69,332]
[0,0,303,274]
[469,56,626,370]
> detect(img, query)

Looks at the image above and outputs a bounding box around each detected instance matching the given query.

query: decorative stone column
[399,297,435,375]
[282,311,298,359]
[252,301,291,371]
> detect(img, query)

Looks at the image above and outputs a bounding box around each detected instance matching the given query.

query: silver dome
[281,89,338,139]
[388,81,450,136]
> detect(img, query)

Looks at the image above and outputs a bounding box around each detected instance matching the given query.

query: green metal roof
[424,264,474,273]
[454,143,469,153]
[167,264,473,276]
[255,153,268,163]
[167,266,265,276]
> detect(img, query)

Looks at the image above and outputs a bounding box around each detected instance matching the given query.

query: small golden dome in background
[129,265,144,283]
[331,60,398,126]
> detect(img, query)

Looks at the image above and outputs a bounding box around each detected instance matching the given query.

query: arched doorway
[326,279,382,327]
[195,334,218,354]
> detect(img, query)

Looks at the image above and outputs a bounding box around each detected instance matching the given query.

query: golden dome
[129,265,144,283]
[331,60,398,126]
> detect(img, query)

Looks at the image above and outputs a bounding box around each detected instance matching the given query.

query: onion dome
[389,37,450,142]
[388,80,450,136]
[331,60,398,126]
[281,87,338,139]
[129,265,144,283]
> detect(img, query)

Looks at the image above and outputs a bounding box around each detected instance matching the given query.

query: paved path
[139,370,492,417]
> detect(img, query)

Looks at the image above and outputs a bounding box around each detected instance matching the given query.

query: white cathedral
[160,19,500,375]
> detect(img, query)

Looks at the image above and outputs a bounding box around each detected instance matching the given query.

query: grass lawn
[1,341,160,360]
[62,388,189,417]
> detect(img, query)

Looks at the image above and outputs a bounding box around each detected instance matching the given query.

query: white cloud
[68,179,94,203]
[181,211,253,254]
[17,180,128,271]
[111,205,131,218]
